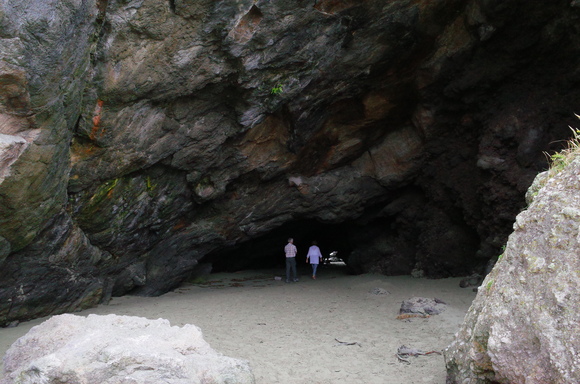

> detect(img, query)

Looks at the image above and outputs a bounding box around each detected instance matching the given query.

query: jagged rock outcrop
[2,0,580,325]
[445,159,580,383]
[1,314,255,384]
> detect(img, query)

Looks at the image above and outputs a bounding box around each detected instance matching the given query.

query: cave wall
[1,0,580,325]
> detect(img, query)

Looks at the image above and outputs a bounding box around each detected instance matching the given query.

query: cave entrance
[202,219,353,275]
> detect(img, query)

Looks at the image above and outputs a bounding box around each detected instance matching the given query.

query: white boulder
[1,314,254,384]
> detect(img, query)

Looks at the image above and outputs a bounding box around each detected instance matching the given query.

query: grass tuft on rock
[546,119,580,177]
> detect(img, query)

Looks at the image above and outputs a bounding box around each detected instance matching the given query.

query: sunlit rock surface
[2,314,255,384]
[445,160,580,383]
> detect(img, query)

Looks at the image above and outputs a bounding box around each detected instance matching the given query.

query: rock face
[1,314,255,384]
[445,159,580,383]
[2,0,580,324]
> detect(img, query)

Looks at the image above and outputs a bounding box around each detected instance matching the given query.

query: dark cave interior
[203,219,354,273]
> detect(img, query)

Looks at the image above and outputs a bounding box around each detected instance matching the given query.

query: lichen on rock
[445,157,580,383]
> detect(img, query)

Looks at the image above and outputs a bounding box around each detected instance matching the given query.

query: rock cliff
[1,0,580,325]
[445,154,580,383]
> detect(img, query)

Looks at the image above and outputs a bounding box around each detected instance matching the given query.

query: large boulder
[444,157,580,383]
[1,314,255,384]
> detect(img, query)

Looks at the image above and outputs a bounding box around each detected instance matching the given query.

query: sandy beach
[1,264,476,383]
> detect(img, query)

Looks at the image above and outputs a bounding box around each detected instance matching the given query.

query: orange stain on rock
[90,99,105,140]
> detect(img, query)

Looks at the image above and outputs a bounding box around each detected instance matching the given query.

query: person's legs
[290,258,298,281]
[312,263,318,278]
[285,258,291,282]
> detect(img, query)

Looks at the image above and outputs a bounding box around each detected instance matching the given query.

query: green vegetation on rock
[546,124,580,177]
[270,84,283,95]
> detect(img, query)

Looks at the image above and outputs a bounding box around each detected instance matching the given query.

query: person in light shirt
[284,238,298,283]
[306,241,322,280]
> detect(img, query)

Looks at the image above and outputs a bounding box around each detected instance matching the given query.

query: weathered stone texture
[0,0,105,324]
[1,314,255,384]
[2,0,580,325]
[445,159,580,383]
